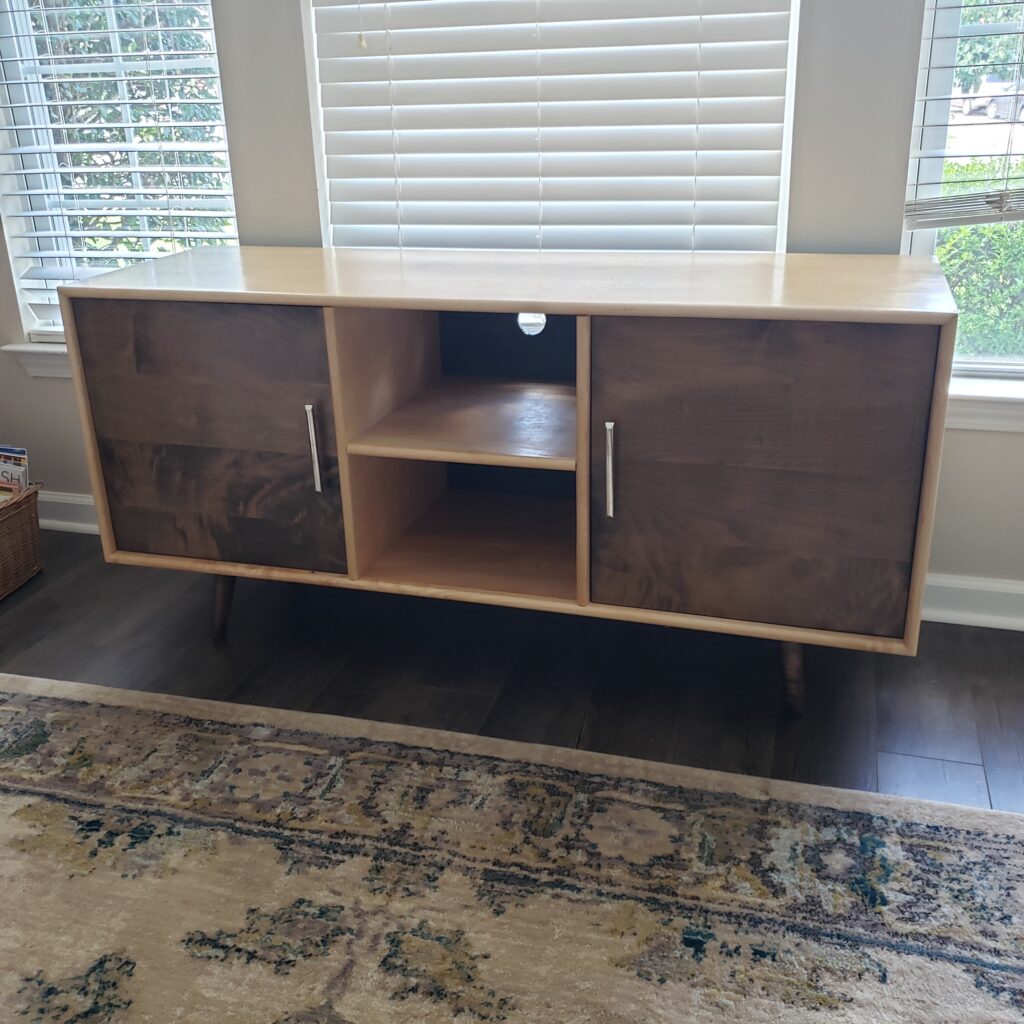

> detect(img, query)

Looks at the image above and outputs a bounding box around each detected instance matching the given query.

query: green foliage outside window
[936,220,1024,359]
[924,5,1024,361]
[953,3,1023,93]
[931,158,1024,360]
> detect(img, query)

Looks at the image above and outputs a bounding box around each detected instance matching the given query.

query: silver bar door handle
[604,420,615,518]
[305,403,323,494]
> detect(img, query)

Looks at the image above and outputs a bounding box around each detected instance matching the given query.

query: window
[0,0,236,331]
[311,0,794,251]
[907,0,1024,371]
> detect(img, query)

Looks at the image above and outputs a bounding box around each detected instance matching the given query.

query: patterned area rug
[1,674,1022,1023]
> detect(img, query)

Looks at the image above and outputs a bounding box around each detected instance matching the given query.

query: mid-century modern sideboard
[60,247,958,708]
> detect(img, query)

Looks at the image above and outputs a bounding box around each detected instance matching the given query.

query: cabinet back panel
[446,463,576,500]
[72,298,347,574]
[590,317,939,637]
[440,311,576,382]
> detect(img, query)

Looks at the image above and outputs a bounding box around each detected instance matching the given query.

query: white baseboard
[37,490,99,535]
[922,572,1024,632]
[34,491,1024,633]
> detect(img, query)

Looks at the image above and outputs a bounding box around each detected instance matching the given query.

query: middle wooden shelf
[347,376,577,471]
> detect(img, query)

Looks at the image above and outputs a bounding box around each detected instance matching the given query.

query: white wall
[930,431,1024,581]
[0,214,93,498]
[211,0,325,247]
[787,0,924,254]
[0,0,1022,620]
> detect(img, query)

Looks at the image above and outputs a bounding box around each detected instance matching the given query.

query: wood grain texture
[576,316,591,606]
[60,290,117,559]
[96,439,347,573]
[329,305,440,439]
[328,306,442,577]
[903,315,958,653]
[345,455,446,578]
[578,626,781,773]
[324,307,360,576]
[590,316,940,637]
[363,489,577,602]
[61,254,957,655]
[877,752,990,808]
[71,297,347,573]
[60,246,958,325]
[875,624,987,765]
[348,378,577,470]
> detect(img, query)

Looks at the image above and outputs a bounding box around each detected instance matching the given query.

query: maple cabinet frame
[60,246,958,657]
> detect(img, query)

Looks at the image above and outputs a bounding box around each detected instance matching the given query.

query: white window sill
[4,339,1024,432]
[2,341,71,379]
[946,376,1024,433]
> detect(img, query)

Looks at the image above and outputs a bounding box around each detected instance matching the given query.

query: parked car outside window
[956,75,1024,120]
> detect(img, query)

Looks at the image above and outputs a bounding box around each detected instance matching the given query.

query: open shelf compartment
[363,484,577,602]
[328,306,586,599]
[331,306,577,473]
[347,376,576,470]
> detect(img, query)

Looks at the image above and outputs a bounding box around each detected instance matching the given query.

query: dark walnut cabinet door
[590,317,940,637]
[73,298,347,573]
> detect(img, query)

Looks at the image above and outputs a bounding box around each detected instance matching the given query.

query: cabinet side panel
[72,297,347,574]
[902,314,958,653]
[346,455,446,576]
[590,317,940,638]
[330,306,440,439]
[60,290,116,557]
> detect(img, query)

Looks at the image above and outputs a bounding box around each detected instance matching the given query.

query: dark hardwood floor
[2,530,1023,811]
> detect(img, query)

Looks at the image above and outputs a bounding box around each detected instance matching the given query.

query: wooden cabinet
[70,298,347,573]
[61,246,957,657]
[589,317,940,637]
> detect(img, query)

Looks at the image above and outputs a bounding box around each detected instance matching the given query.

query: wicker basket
[0,484,43,601]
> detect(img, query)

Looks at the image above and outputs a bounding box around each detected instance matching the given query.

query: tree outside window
[909,2,1024,369]
[0,0,236,329]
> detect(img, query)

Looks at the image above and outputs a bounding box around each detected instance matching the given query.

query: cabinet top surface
[60,246,957,323]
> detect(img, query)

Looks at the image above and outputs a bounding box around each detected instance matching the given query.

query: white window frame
[905,0,1024,384]
[0,0,236,347]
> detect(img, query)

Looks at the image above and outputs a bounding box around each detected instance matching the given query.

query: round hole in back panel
[517,311,546,336]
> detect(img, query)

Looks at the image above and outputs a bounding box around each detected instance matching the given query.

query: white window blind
[906,0,1024,231]
[312,0,793,251]
[0,0,236,327]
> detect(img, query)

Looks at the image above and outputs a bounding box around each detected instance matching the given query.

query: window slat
[906,187,1024,229]
[314,0,792,251]
[0,0,237,326]
[906,0,1024,226]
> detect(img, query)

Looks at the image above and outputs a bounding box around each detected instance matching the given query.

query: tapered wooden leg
[211,575,236,642]
[780,641,805,716]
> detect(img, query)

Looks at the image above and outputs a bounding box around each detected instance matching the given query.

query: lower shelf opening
[362,476,577,603]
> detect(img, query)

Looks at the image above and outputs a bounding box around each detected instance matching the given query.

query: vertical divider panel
[323,306,360,575]
[325,305,445,578]
[575,315,591,605]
